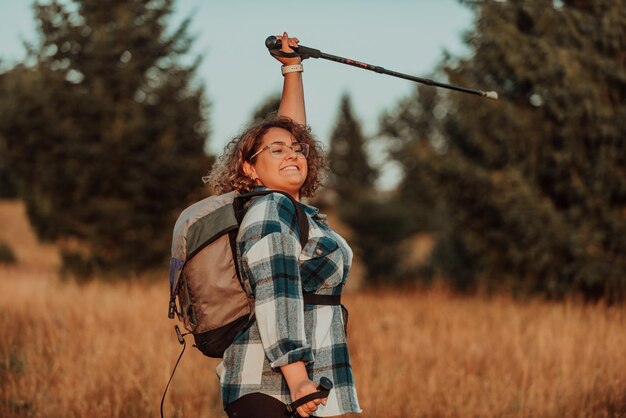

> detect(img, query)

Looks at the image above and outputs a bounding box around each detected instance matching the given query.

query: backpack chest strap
[302,293,341,305]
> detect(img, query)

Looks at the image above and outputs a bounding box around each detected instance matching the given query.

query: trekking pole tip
[484,91,499,100]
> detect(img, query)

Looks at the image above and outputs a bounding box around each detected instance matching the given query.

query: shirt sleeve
[238,193,313,369]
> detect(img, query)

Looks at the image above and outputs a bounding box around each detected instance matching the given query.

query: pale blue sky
[0,0,474,185]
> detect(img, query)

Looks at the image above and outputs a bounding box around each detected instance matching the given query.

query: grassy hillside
[1,200,624,417]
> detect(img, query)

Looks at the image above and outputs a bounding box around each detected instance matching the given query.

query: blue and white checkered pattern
[217,189,361,416]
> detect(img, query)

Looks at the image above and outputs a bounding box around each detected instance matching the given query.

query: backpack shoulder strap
[233,190,309,248]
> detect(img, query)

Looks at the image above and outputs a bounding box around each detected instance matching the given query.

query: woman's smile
[280,163,301,172]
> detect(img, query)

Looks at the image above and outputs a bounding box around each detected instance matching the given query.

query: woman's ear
[243,161,257,180]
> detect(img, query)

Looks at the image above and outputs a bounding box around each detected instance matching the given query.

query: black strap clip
[174,325,185,345]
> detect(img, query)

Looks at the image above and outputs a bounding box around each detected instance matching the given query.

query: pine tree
[383,0,626,300]
[328,94,377,199]
[326,93,415,285]
[0,0,211,276]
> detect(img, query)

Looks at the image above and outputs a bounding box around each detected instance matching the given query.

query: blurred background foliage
[0,0,211,277]
[378,0,626,301]
[0,0,624,301]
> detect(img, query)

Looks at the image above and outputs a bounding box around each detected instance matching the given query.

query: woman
[206,33,361,418]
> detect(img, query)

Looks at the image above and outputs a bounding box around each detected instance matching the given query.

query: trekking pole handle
[265,35,322,59]
[286,377,333,415]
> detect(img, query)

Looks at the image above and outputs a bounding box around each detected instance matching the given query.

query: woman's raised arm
[273,32,306,125]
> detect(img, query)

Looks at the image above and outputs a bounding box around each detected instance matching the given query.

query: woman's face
[243,127,308,200]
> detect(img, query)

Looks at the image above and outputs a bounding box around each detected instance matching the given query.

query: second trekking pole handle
[286,377,333,415]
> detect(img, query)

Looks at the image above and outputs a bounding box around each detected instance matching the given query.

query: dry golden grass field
[1,200,625,418]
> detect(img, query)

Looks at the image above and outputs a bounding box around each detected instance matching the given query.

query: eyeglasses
[249,141,309,160]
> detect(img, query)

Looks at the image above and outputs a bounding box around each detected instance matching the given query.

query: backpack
[167,189,310,358]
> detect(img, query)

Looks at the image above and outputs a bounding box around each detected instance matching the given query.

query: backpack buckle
[168,300,177,319]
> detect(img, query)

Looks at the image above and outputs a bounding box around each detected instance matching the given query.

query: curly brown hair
[205,116,326,198]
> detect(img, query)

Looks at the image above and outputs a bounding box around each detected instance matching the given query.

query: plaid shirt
[217,189,361,416]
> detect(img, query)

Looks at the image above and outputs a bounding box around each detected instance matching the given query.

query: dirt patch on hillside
[0,200,60,271]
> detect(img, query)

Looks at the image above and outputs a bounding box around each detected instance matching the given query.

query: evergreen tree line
[336,0,625,301]
[0,0,211,276]
[1,0,624,302]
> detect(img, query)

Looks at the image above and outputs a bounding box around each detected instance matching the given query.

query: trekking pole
[265,36,498,100]
[286,377,334,418]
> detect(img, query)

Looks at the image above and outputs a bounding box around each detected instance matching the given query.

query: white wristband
[281,64,303,76]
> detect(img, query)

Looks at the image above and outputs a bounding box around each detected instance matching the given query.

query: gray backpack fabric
[168,190,309,358]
